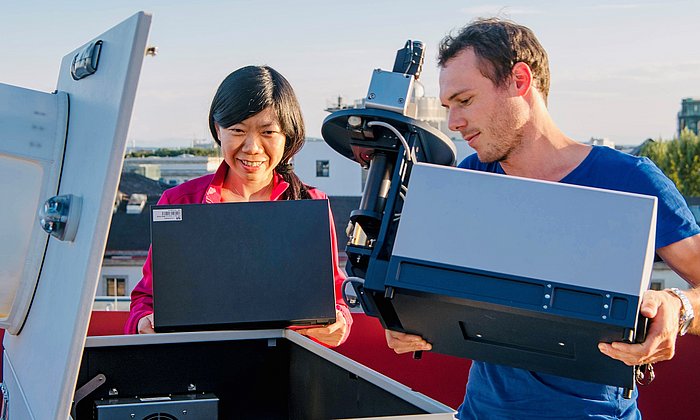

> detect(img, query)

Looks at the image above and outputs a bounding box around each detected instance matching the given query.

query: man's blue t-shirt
[457,146,700,419]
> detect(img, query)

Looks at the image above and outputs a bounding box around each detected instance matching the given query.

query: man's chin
[476,151,496,164]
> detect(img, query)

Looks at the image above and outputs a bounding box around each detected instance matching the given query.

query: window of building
[649,280,664,291]
[316,160,330,177]
[105,276,127,296]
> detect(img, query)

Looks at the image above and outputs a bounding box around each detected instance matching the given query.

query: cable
[341,277,365,308]
[367,120,416,163]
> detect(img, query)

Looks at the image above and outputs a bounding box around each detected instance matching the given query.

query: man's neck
[499,113,590,182]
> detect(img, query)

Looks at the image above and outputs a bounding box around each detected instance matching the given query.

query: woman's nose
[242,133,263,153]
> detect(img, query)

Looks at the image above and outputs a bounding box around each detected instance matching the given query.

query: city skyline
[2,0,699,148]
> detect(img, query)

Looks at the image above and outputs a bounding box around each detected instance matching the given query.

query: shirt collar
[204,161,289,203]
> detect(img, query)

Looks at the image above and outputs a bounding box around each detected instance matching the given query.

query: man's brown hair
[438,18,550,104]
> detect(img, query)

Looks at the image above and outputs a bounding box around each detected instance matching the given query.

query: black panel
[386,258,639,326]
[76,337,435,419]
[151,200,336,332]
[288,345,426,419]
[391,290,638,389]
[76,339,290,419]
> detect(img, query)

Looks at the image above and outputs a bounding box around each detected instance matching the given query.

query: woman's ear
[511,62,532,97]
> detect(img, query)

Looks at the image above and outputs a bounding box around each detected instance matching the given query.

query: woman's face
[217,107,286,187]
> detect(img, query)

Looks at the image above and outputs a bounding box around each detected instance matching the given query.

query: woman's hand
[298,310,348,347]
[137,313,156,334]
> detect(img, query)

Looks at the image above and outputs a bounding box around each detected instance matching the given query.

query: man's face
[439,48,527,163]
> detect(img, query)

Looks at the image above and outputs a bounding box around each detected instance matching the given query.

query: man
[385,18,700,419]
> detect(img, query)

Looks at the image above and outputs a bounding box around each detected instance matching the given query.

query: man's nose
[447,109,466,132]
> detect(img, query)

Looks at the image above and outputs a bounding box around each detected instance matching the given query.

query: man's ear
[511,62,532,97]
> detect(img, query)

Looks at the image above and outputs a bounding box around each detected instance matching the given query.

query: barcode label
[153,208,182,222]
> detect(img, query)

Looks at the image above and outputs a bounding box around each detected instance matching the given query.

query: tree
[126,147,221,158]
[639,129,700,197]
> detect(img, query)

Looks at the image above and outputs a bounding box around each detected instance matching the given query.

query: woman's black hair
[209,65,311,200]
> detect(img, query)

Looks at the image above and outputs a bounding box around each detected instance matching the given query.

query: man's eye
[460,97,473,106]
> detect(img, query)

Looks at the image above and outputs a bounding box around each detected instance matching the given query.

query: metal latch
[71,40,102,80]
[39,194,82,242]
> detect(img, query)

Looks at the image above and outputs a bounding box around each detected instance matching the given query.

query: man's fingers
[385,329,432,354]
[639,291,662,318]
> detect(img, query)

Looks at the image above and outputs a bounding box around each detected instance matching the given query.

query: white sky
[2,0,698,147]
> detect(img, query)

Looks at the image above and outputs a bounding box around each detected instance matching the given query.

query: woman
[125,66,352,347]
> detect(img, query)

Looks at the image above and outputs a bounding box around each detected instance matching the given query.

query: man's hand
[598,289,682,365]
[385,329,432,354]
[137,313,156,334]
[298,310,348,347]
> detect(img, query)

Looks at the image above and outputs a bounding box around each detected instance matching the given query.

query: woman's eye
[229,128,245,134]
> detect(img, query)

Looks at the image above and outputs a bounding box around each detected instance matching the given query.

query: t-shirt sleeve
[626,158,700,248]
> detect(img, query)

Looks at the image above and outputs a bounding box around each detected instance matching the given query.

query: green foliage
[126,147,221,158]
[639,129,700,197]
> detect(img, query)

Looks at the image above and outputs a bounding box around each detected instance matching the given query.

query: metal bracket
[71,373,106,418]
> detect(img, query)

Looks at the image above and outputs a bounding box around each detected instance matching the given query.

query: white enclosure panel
[0,84,68,333]
[2,12,151,420]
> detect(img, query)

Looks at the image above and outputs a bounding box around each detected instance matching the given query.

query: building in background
[325,84,460,141]
[123,155,223,186]
[588,137,615,148]
[294,139,365,196]
[678,97,700,136]
[96,173,169,311]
